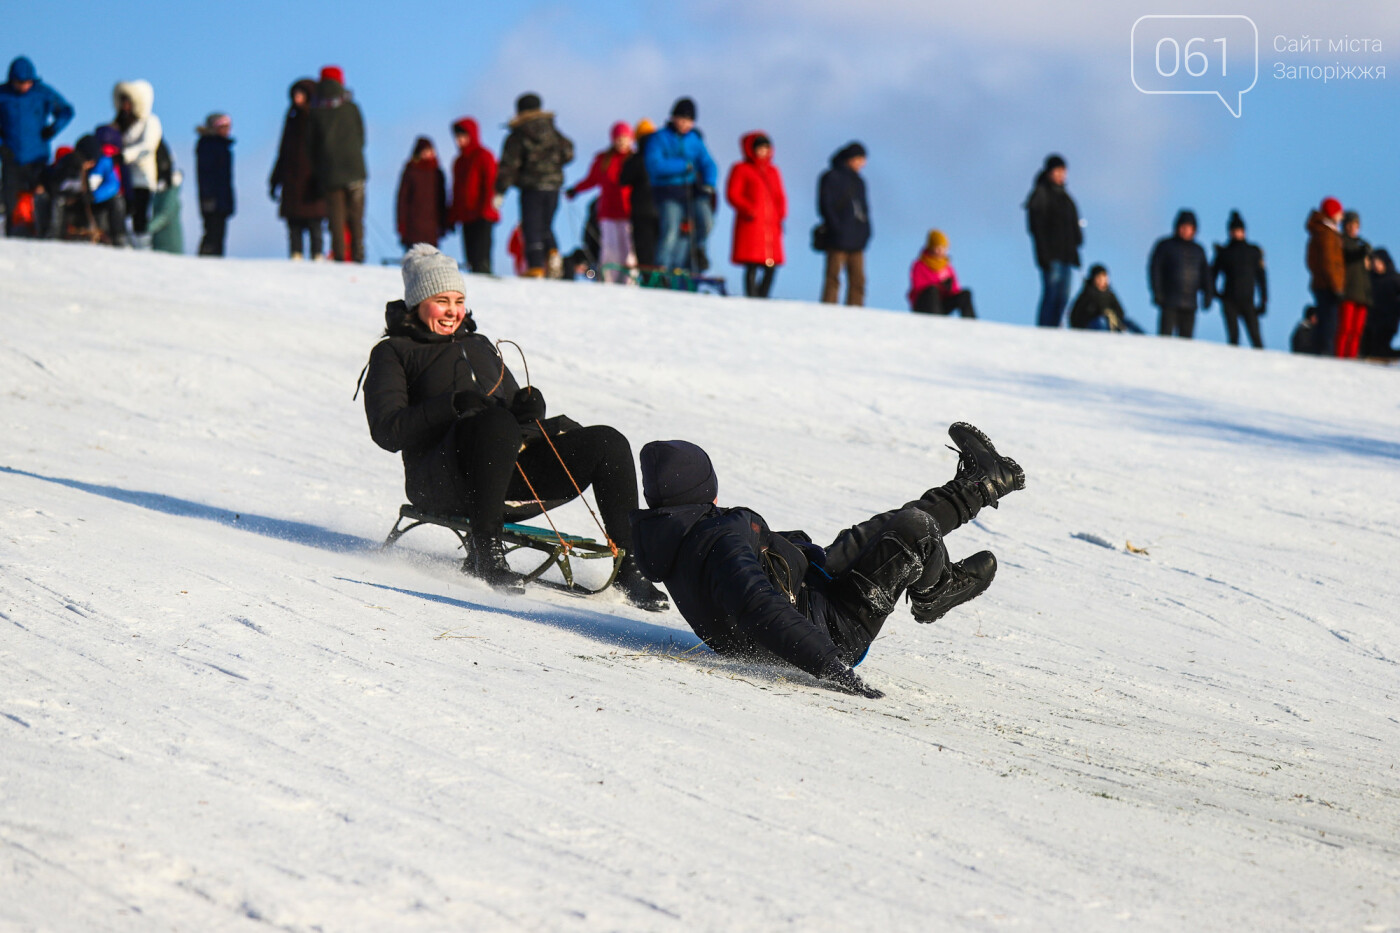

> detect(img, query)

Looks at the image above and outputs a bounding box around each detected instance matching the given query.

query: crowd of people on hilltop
[2,54,1396,360]
[1021,153,1397,360]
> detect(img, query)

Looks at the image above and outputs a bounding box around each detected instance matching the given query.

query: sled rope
[493,339,618,557]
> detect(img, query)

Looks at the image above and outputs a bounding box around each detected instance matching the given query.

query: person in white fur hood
[112,79,162,244]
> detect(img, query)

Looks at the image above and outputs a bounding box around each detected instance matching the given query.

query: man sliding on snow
[629,425,1025,698]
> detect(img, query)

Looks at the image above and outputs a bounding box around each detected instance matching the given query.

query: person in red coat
[567,121,634,283]
[725,132,786,298]
[448,117,499,273]
[396,136,448,250]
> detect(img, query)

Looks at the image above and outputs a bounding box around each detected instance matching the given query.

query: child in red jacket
[567,121,634,282]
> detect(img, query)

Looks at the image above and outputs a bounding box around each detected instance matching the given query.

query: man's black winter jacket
[630,504,849,677]
[1149,236,1212,310]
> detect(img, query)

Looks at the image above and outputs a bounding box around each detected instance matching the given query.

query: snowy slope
[1,240,1398,932]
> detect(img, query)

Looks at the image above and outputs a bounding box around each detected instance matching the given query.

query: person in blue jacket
[0,56,74,237]
[195,112,235,256]
[644,97,718,275]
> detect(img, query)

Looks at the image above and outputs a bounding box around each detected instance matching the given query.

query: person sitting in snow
[629,425,1025,699]
[1068,264,1142,332]
[360,244,668,610]
[45,134,125,245]
[907,229,975,317]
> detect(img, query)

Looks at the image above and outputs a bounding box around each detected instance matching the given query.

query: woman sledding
[361,244,668,610]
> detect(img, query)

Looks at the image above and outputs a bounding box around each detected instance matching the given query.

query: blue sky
[8,0,1400,350]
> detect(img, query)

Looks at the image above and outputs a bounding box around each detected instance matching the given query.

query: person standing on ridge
[1305,197,1346,356]
[568,121,636,283]
[1337,210,1372,359]
[449,117,499,274]
[646,97,718,275]
[726,131,786,298]
[195,112,234,256]
[1148,209,1212,338]
[396,136,448,251]
[619,118,659,269]
[309,66,367,263]
[1212,211,1267,348]
[0,56,74,238]
[112,79,162,247]
[817,141,871,306]
[1024,154,1081,327]
[495,92,573,278]
[270,78,326,260]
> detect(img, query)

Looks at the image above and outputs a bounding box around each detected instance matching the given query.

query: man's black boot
[925,423,1027,526]
[948,422,1025,509]
[468,534,527,594]
[909,551,997,623]
[614,556,670,612]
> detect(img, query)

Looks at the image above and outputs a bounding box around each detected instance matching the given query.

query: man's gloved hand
[453,388,492,416]
[699,184,717,212]
[510,386,546,423]
[820,662,884,699]
[41,125,57,141]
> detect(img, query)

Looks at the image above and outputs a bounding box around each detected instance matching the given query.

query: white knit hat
[401,244,465,309]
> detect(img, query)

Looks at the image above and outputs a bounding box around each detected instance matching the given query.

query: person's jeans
[656,194,712,272]
[1312,286,1341,357]
[1037,261,1073,327]
[519,188,560,271]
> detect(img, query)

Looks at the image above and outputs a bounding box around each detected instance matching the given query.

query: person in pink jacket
[725,131,786,298]
[567,121,634,282]
[908,229,976,317]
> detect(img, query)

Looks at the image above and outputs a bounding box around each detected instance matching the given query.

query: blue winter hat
[640,440,718,508]
[8,57,37,83]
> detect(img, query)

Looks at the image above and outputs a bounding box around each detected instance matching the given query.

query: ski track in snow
[1,240,1398,931]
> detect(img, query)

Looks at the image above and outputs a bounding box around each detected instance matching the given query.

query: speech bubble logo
[1131,15,1258,117]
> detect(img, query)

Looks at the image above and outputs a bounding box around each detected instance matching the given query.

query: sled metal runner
[382,505,624,594]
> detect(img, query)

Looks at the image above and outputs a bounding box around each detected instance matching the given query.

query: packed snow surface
[2,240,1398,932]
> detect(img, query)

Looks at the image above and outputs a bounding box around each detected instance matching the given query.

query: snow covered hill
[2,240,1398,932]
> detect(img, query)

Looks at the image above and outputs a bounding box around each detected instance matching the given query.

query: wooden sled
[382,504,624,595]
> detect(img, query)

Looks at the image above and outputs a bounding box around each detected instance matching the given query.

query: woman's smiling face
[416,292,466,335]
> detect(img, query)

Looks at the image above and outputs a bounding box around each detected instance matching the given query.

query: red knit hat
[609,121,633,142]
[320,65,345,85]
[1321,197,1343,218]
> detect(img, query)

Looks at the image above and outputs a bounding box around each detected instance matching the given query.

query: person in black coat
[1149,209,1212,338]
[630,425,1026,699]
[619,120,659,267]
[1361,248,1400,359]
[270,78,326,259]
[195,112,234,256]
[1211,211,1267,348]
[361,245,666,608]
[1068,265,1142,332]
[817,141,870,306]
[1024,154,1081,327]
